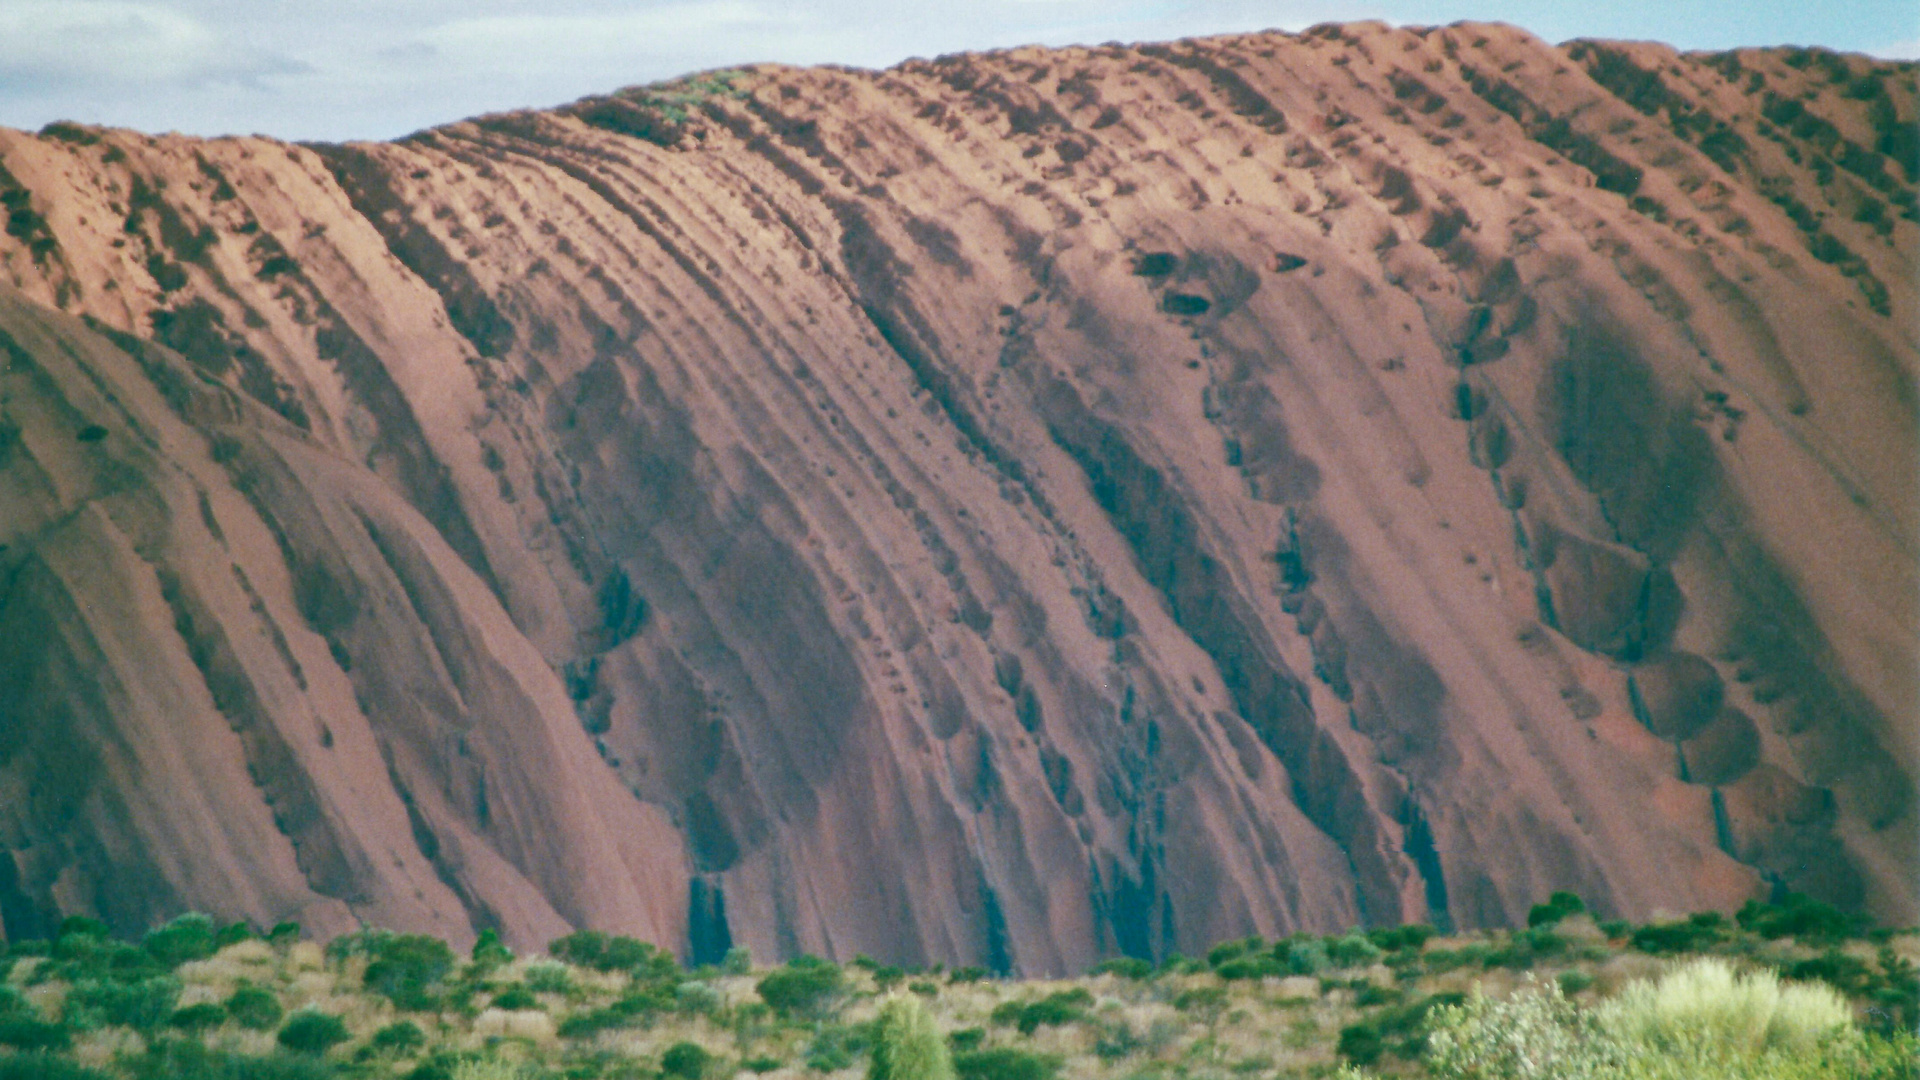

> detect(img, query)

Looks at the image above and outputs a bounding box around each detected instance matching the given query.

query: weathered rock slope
[0,22,1913,972]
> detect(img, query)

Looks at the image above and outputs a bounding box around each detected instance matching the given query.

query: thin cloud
[0,1,303,91]
[417,2,810,74]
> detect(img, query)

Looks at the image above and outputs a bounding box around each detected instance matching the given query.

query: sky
[1,1,1915,143]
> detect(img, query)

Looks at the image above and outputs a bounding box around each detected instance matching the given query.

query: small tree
[870,996,954,1080]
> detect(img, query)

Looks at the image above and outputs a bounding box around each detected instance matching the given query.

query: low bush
[1325,933,1385,969]
[225,984,284,1030]
[756,958,844,1016]
[1737,895,1863,945]
[369,1022,425,1055]
[1630,912,1728,955]
[805,1023,870,1072]
[1369,925,1435,953]
[66,976,181,1030]
[359,933,455,1006]
[1088,957,1152,979]
[0,1016,70,1052]
[991,989,1091,1035]
[548,932,676,978]
[0,1056,106,1080]
[951,1049,1059,1080]
[167,1003,227,1031]
[659,1043,708,1080]
[277,1012,349,1056]
[143,915,219,967]
[1527,893,1586,928]
[489,986,538,1011]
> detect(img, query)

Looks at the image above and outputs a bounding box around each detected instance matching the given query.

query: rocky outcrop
[0,22,1913,970]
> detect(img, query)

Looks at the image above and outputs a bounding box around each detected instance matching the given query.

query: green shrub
[489,986,539,1011]
[1173,986,1227,1018]
[1089,957,1152,979]
[1630,913,1727,955]
[0,1016,70,1052]
[66,976,181,1030]
[1425,981,1617,1079]
[556,1009,626,1040]
[1527,893,1586,928]
[742,1059,784,1074]
[947,1029,985,1053]
[757,959,844,1015]
[1559,971,1596,996]
[1338,1020,1386,1065]
[1737,896,1862,945]
[1369,925,1435,953]
[722,947,753,976]
[660,1043,709,1080]
[1277,938,1329,974]
[143,915,218,966]
[470,930,512,970]
[131,1039,339,1080]
[547,933,674,977]
[992,989,1091,1035]
[0,1054,110,1080]
[805,1024,870,1072]
[277,1011,350,1055]
[951,1049,1059,1080]
[225,984,284,1030]
[1207,938,1262,968]
[1785,952,1874,996]
[370,1021,426,1055]
[58,917,109,943]
[167,1002,227,1031]
[869,996,954,1080]
[1339,992,1462,1066]
[1326,933,1385,969]
[359,935,456,1010]
[522,962,572,995]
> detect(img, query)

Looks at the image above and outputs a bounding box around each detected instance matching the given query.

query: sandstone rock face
[0,23,1913,970]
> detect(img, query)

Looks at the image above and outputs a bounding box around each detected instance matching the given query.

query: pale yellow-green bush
[869,995,954,1080]
[1597,957,1852,1061]
[1389,960,1912,1080]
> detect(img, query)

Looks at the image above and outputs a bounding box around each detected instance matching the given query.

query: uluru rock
[1629,652,1726,740]
[1718,764,1834,863]
[1681,708,1764,786]
[0,21,1913,964]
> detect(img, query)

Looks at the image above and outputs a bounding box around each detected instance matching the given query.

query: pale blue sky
[1,1,1914,142]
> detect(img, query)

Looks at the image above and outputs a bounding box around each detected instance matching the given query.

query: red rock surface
[0,22,1913,971]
